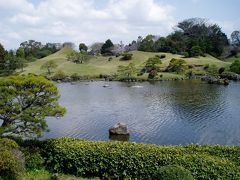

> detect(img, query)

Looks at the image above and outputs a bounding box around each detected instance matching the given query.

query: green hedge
[39,137,240,179]
[153,165,194,180]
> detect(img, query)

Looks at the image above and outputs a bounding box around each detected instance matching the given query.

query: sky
[0,0,239,49]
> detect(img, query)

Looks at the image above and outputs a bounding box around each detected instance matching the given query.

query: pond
[44,80,240,145]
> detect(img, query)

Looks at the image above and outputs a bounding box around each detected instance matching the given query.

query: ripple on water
[43,81,240,145]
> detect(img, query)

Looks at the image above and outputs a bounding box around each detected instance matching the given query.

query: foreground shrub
[153,165,194,180]
[41,137,240,179]
[0,138,25,179]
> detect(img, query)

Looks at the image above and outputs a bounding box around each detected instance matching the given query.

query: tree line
[0,41,62,76]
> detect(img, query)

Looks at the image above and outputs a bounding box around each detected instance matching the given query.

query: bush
[190,46,202,57]
[166,58,187,74]
[23,148,45,170]
[230,60,240,74]
[120,53,133,61]
[41,138,240,179]
[0,138,25,179]
[52,70,67,80]
[153,165,194,180]
[148,70,158,79]
[207,64,218,76]
[108,57,113,61]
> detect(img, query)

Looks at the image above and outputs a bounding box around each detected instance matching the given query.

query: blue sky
[0,0,239,49]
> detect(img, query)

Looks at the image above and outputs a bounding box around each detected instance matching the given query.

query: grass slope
[23,48,231,78]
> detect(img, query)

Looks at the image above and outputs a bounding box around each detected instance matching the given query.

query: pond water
[43,80,240,145]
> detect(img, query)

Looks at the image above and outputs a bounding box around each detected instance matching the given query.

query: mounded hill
[22,47,231,79]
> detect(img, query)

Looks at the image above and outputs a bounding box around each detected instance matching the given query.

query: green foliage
[41,60,58,75]
[117,63,137,80]
[0,43,7,75]
[0,43,6,60]
[137,18,228,57]
[145,56,162,79]
[145,56,162,72]
[2,52,18,75]
[0,47,26,75]
[20,40,59,60]
[0,138,25,179]
[23,148,44,170]
[52,70,67,80]
[167,58,187,73]
[40,138,240,179]
[101,39,114,55]
[120,53,133,61]
[0,75,66,137]
[207,64,218,75]
[138,34,155,52]
[67,51,90,64]
[190,45,203,57]
[16,57,28,72]
[183,52,189,58]
[230,60,240,74]
[16,48,25,58]
[79,43,88,52]
[36,49,52,59]
[153,165,194,180]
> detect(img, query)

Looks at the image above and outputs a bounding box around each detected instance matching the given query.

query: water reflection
[109,134,130,142]
[43,80,240,145]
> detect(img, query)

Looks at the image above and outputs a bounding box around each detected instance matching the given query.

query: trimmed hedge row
[37,137,240,179]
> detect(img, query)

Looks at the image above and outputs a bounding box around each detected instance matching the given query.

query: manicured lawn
[22,48,231,77]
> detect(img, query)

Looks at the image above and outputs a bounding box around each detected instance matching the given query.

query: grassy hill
[22,47,231,79]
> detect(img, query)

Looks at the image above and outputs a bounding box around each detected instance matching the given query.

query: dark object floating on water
[109,122,129,135]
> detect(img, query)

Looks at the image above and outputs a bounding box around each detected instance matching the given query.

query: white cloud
[0,0,176,49]
[10,14,41,25]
